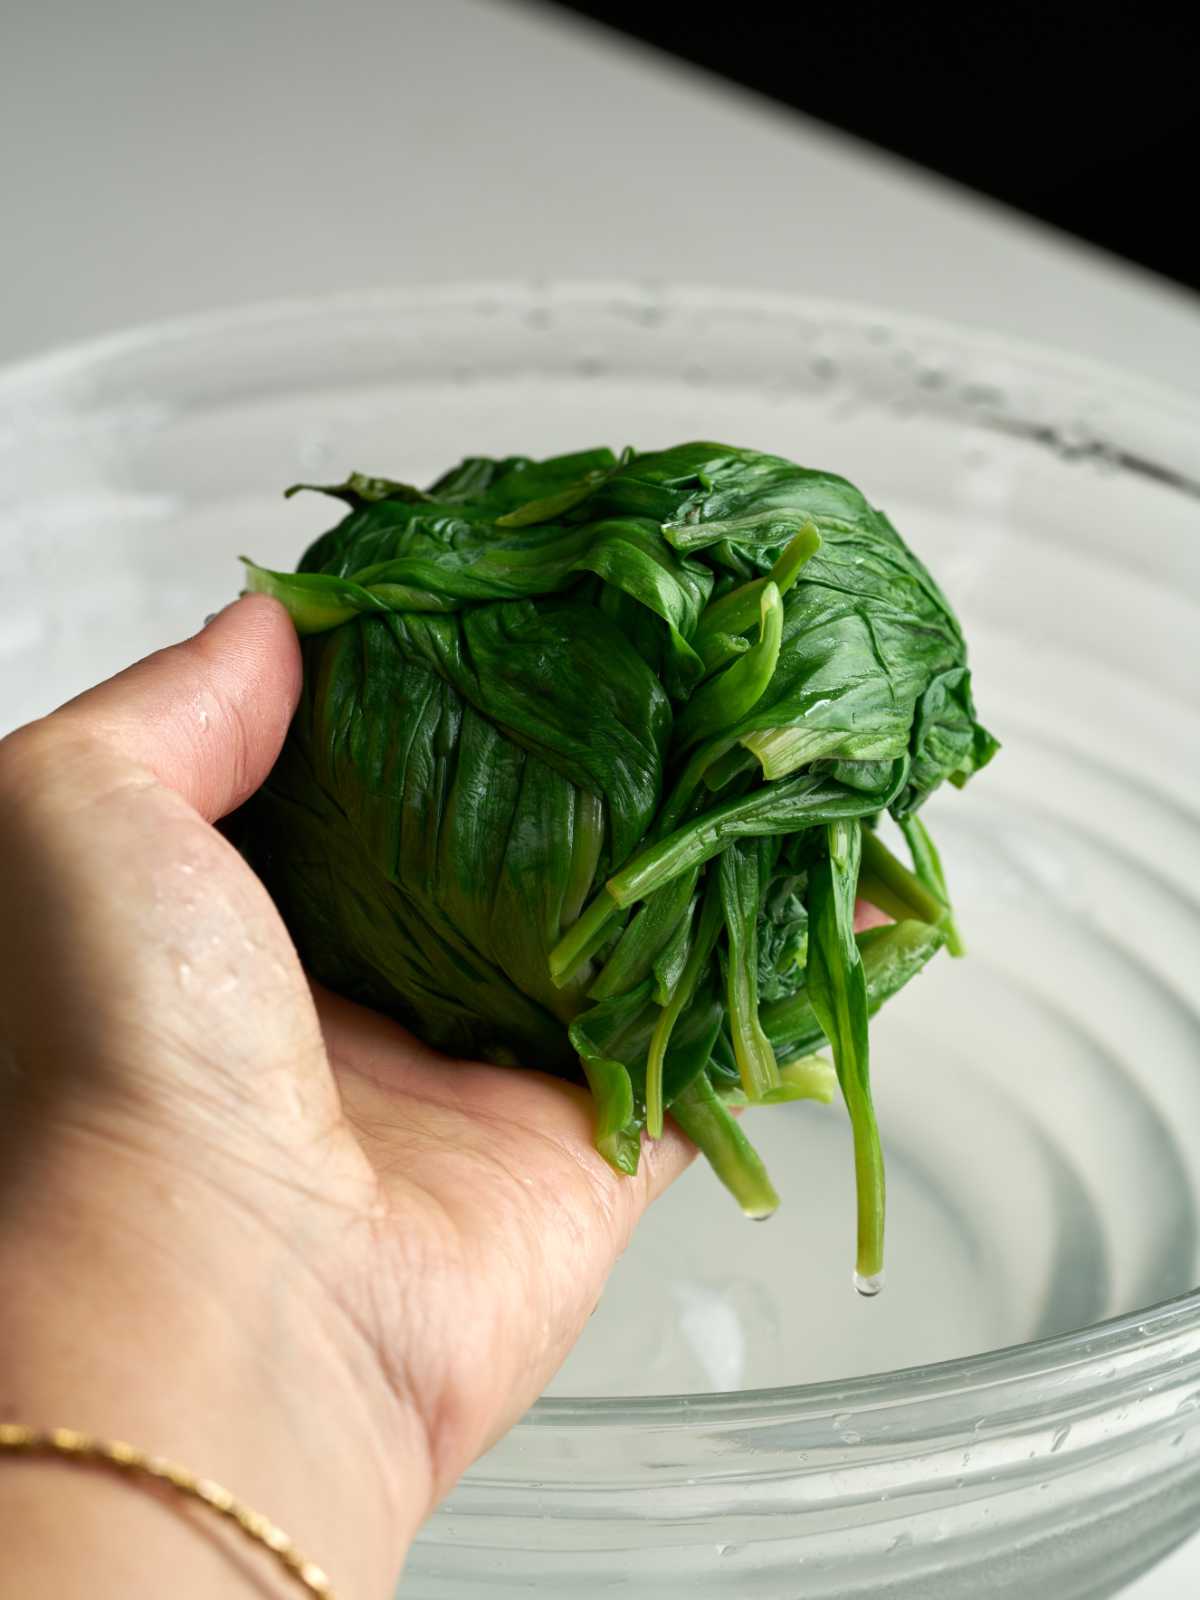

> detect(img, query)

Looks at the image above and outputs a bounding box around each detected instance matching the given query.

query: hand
[0,597,693,1599]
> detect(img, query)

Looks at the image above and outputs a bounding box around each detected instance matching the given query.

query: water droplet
[176,959,192,987]
[1050,1424,1070,1453]
[1172,1434,1185,1447]
[854,1269,884,1298]
[887,1532,913,1554]
[830,1411,863,1443]
[1175,1391,1200,1416]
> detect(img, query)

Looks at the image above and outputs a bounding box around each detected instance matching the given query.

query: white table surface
[4,1,1199,1591]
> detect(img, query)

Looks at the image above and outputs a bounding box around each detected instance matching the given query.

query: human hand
[0,597,693,1599]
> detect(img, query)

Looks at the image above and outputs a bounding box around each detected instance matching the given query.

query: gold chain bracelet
[0,1424,336,1597]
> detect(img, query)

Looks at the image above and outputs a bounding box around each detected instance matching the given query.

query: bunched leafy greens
[241,442,996,1285]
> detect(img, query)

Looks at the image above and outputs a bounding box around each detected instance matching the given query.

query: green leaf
[495,468,613,527]
[382,601,670,863]
[240,558,392,633]
[578,1055,642,1175]
[651,903,695,1005]
[894,667,999,816]
[285,472,434,507]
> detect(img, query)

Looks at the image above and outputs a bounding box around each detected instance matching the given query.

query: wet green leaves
[242,442,995,1278]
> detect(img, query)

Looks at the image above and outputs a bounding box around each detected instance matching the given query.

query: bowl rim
[528,1291,1200,1429]
[5,278,1198,1426]
[3,276,1200,428]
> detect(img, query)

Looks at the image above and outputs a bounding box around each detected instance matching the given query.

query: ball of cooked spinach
[241,443,996,1280]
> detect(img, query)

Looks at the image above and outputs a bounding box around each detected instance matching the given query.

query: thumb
[48,594,301,822]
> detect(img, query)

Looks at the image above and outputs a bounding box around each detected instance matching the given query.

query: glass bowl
[1,284,1198,1598]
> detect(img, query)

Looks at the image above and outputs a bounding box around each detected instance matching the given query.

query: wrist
[0,1121,431,1599]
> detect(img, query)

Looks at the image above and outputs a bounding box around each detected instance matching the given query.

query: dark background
[545,1,1200,294]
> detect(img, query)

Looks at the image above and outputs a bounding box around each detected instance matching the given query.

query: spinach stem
[851,1098,887,1279]
[549,892,622,987]
[644,879,723,1137]
[899,813,965,956]
[693,522,820,670]
[674,583,783,751]
[857,824,947,926]
[670,1074,780,1220]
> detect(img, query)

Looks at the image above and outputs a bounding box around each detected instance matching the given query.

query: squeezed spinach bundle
[242,443,996,1285]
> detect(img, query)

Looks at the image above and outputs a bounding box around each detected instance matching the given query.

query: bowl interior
[2,284,1198,1404]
